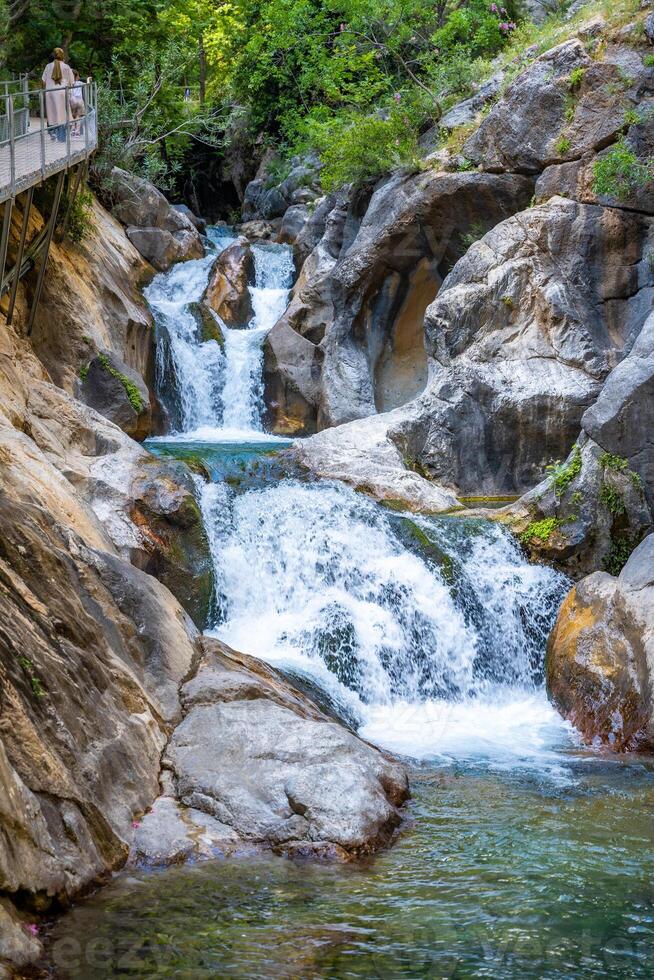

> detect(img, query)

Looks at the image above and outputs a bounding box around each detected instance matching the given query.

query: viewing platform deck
[0,80,97,204]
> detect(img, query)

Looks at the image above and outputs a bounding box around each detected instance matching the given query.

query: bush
[547,444,582,497]
[306,109,420,191]
[592,138,652,199]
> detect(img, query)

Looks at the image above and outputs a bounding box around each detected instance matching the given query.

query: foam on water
[146,230,294,436]
[203,478,574,771]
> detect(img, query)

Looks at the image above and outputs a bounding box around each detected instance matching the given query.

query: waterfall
[203,478,571,766]
[219,244,295,433]
[145,230,294,440]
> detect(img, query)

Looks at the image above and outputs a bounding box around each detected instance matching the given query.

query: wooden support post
[6,187,33,325]
[0,197,13,295]
[56,161,86,244]
[27,170,65,337]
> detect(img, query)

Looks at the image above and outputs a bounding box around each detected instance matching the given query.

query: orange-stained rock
[547,535,654,750]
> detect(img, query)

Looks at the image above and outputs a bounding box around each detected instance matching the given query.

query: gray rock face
[582,310,654,510]
[111,168,204,270]
[264,169,533,435]
[547,534,654,750]
[204,238,255,327]
[158,640,409,861]
[242,157,321,222]
[126,226,203,272]
[171,203,207,234]
[463,40,647,173]
[397,197,654,494]
[80,350,151,441]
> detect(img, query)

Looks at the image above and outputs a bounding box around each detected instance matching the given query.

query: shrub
[520,517,562,544]
[568,66,585,90]
[547,444,582,497]
[602,534,637,576]
[592,138,652,199]
[308,109,420,191]
[555,134,571,155]
[600,483,626,516]
[644,54,654,67]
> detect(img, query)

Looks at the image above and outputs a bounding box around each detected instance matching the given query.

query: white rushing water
[203,478,575,770]
[147,231,576,774]
[146,229,294,441]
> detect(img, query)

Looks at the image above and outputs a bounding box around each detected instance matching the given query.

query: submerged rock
[144,639,409,862]
[547,534,654,750]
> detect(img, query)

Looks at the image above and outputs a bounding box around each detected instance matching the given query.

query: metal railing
[0,79,98,204]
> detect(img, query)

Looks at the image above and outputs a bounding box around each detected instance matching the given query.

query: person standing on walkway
[69,70,85,137]
[42,48,74,143]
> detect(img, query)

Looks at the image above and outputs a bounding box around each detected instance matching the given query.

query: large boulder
[203,238,255,327]
[547,534,654,750]
[242,156,321,222]
[80,350,151,441]
[582,310,654,510]
[126,226,203,273]
[110,168,204,270]
[134,639,409,862]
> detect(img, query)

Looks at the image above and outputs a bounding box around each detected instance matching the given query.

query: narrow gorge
[1,0,654,977]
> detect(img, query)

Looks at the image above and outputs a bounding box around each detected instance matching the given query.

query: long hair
[52,47,65,84]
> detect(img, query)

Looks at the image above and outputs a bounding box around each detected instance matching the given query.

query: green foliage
[66,187,94,244]
[568,67,585,90]
[460,220,486,249]
[501,294,515,309]
[555,134,571,155]
[79,364,89,382]
[18,657,47,698]
[602,534,637,576]
[644,53,654,67]
[592,138,652,200]
[599,483,626,516]
[547,444,582,497]
[598,451,629,472]
[97,353,144,413]
[623,107,642,126]
[306,108,420,190]
[520,517,562,545]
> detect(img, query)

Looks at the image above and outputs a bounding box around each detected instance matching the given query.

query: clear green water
[48,439,654,979]
[48,756,654,978]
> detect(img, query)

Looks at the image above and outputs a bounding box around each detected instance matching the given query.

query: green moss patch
[97,353,145,414]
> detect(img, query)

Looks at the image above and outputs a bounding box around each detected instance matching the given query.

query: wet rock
[204,238,255,327]
[547,534,654,750]
[0,900,41,970]
[237,219,276,241]
[291,410,460,513]
[80,350,151,441]
[127,457,215,630]
[263,319,322,435]
[163,639,409,860]
[188,301,225,345]
[130,796,241,867]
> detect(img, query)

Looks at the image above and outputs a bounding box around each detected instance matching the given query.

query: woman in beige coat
[42,48,74,143]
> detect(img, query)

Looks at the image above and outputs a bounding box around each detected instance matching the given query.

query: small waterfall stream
[146,230,294,440]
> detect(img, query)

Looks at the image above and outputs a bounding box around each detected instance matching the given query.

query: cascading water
[145,230,294,441]
[202,477,573,769]
[147,229,574,771]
